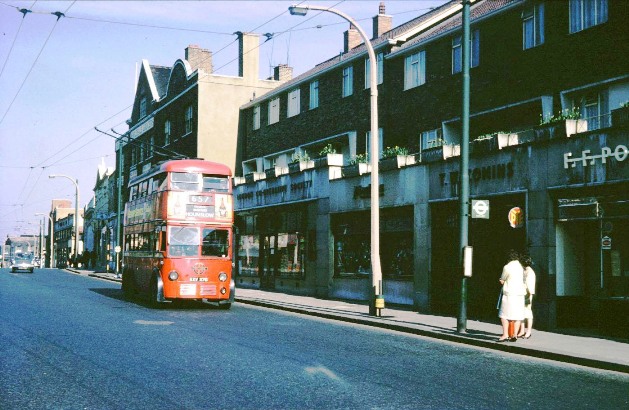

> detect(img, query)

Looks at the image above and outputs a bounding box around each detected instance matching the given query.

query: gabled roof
[150,65,172,99]
[141,59,161,102]
[242,0,465,109]
[392,0,520,56]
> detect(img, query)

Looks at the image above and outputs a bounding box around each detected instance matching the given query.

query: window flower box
[244,172,266,183]
[288,160,315,173]
[470,136,497,154]
[420,144,460,163]
[497,132,519,149]
[534,119,587,141]
[342,162,371,177]
[265,166,288,178]
[315,153,344,167]
[379,154,415,171]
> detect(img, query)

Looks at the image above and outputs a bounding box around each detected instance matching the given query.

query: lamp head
[289,5,309,16]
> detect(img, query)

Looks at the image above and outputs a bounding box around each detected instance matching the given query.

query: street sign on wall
[471,200,489,219]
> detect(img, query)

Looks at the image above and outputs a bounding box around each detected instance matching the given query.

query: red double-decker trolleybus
[121,159,234,308]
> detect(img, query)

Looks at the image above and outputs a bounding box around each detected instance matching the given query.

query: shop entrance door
[260,235,276,290]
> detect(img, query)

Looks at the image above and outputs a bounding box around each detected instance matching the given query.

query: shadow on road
[89,287,226,311]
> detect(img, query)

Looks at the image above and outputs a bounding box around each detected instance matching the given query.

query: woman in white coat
[518,254,536,339]
[497,250,526,342]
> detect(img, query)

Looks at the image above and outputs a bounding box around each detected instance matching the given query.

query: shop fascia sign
[563,144,629,169]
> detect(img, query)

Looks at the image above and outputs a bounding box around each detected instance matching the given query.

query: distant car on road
[11,257,35,273]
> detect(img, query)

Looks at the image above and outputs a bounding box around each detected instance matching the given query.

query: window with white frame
[164,120,171,145]
[287,89,300,118]
[569,0,607,33]
[139,97,147,118]
[452,29,480,74]
[365,52,384,89]
[579,90,609,130]
[420,128,443,151]
[404,50,426,90]
[342,66,353,97]
[309,80,319,110]
[253,105,260,130]
[268,98,280,125]
[148,135,154,158]
[366,128,383,159]
[185,105,193,134]
[523,2,545,49]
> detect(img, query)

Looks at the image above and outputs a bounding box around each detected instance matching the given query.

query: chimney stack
[185,45,213,74]
[372,2,392,39]
[344,23,361,53]
[273,64,293,82]
[237,32,260,83]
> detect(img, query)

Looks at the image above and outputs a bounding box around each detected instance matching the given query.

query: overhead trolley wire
[0,1,76,125]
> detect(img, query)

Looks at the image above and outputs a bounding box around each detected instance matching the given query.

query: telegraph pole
[457,0,471,333]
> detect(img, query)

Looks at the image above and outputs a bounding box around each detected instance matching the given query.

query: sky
[0,0,447,240]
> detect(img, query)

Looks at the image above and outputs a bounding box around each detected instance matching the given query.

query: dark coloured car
[11,257,35,273]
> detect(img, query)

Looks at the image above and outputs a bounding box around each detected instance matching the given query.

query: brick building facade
[234,0,629,336]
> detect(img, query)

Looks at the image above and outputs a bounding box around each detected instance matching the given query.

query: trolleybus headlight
[220,287,227,295]
[168,271,179,281]
[218,272,228,282]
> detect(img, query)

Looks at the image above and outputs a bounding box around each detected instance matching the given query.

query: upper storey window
[365,52,384,89]
[309,80,319,110]
[253,106,260,130]
[569,0,607,33]
[452,29,479,74]
[404,50,426,90]
[268,98,280,125]
[185,105,193,134]
[342,66,353,98]
[139,97,147,118]
[523,2,545,49]
[287,89,300,118]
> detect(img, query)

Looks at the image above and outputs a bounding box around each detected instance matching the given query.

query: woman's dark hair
[520,254,532,268]
[507,249,519,262]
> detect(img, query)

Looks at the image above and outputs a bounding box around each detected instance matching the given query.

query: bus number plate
[189,277,208,282]
[190,195,212,204]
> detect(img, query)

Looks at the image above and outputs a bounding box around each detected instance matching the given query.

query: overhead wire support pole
[457,0,471,334]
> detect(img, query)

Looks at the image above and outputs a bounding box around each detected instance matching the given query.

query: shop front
[234,167,331,296]
[550,133,629,337]
[553,188,629,337]
[428,149,529,321]
[330,207,415,304]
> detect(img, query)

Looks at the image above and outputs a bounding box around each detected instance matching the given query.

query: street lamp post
[289,4,383,316]
[49,174,80,267]
[35,212,54,268]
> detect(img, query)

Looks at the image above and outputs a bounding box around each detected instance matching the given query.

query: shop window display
[334,233,413,278]
[238,235,259,277]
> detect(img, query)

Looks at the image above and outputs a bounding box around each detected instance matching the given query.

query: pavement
[68,268,629,375]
